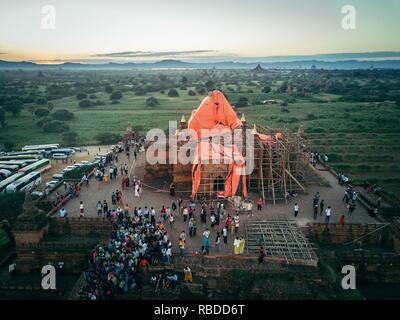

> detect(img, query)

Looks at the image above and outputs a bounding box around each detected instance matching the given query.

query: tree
[3,141,15,152]
[0,107,5,127]
[52,109,74,121]
[181,76,188,84]
[42,120,69,133]
[188,90,196,96]
[236,97,249,108]
[79,99,92,108]
[146,96,159,107]
[62,131,78,146]
[197,87,207,95]
[168,89,179,97]
[110,91,123,101]
[205,80,215,91]
[3,99,23,117]
[35,97,47,105]
[262,85,271,93]
[76,92,87,100]
[36,116,52,128]
[34,108,50,118]
[105,85,113,94]
[47,102,54,112]
[95,132,121,144]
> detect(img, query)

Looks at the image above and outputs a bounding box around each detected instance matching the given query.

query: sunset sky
[0,0,399,63]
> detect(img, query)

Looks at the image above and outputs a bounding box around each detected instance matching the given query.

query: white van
[53,153,68,159]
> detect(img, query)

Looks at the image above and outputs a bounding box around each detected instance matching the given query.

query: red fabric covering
[188,90,242,138]
[191,141,247,198]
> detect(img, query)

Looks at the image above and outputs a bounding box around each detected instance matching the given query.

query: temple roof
[188,90,242,136]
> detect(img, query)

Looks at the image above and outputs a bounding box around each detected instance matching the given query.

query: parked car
[52,173,64,181]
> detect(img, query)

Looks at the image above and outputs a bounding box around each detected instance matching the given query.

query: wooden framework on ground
[245,217,318,266]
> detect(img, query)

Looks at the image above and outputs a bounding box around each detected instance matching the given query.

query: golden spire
[251,124,258,135]
[180,115,186,123]
[241,113,246,122]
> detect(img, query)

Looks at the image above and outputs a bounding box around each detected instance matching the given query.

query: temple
[145,90,323,204]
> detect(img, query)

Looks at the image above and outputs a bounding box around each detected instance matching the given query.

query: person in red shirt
[339,214,345,225]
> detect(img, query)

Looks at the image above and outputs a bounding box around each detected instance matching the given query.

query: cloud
[91,50,217,58]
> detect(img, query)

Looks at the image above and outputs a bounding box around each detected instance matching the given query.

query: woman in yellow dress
[234,237,240,254]
[238,236,246,254]
[184,266,192,282]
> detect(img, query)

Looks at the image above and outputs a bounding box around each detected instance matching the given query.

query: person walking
[215,232,221,252]
[184,266,192,283]
[320,199,325,216]
[179,238,185,258]
[325,206,332,224]
[79,201,84,218]
[257,198,263,211]
[313,204,318,220]
[222,226,228,244]
[96,201,102,217]
[294,203,299,217]
[234,237,240,254]
[258,246,265,264]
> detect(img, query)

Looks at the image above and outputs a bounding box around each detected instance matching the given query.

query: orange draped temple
[188,90,248,199]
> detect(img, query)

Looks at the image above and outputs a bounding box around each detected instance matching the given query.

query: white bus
[8,150,46,159]
[22,144,60,152]
[0,164,20,172]
[18,159,51,174]
[0,155,39,161]
[0,160,36,168]
[5,171,41,193]
[0,172,25,192]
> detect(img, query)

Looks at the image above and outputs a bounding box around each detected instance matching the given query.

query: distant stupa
[252,64,265,72]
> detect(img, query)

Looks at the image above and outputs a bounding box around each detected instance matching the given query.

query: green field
[1,69,400,197]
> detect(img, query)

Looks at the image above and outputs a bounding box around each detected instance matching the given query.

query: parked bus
[0,160,36,168]
[0,172,25,192]
[18,159,51,174]
[0,164,20,172]
[22,144,60,152]
[7,150,46,159]
[0,155,39,161]
[5,171,41,193]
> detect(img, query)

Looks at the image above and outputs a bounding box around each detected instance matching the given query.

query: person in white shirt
[59,207,67,218]
[325,206,332,224]
[294,203,299,217]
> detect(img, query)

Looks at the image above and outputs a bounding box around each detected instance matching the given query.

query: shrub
[188,90,196,96]
[79,99,92,108]
[168,89,179,97]
[236,97,249,108]
[146,96,159,107]
[35,97,47,105]
[110,91,123,100]
[76,92,87,100]
[36,116,52,128]
[34,108,50,118]
[42,120,70,133]
[52,109,74,121]
[0,192,25,225]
